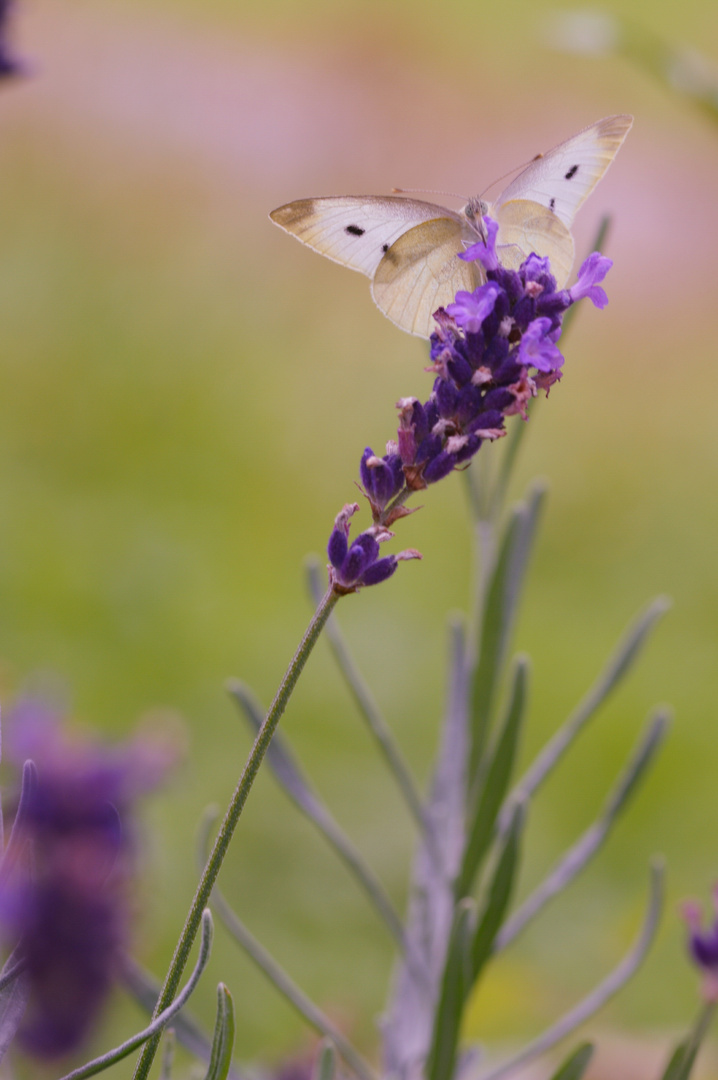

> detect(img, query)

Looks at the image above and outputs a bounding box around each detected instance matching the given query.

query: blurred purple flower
[682,885,718,999]
[0,698,174,1059]
[0,0,24,79]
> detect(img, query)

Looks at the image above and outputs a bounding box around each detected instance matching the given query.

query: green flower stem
[132,585,341,1080]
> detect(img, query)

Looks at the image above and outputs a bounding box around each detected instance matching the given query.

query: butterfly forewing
[493,114,633,230]
[371,218,481,337]
[270,196,462,279]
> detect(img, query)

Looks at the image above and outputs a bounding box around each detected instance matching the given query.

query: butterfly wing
[371,217,481,337]
[269,195,463,278]
[492,199,575,287]
[493,114,633,229]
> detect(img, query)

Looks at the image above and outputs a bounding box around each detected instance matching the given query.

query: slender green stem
[132,586,341,1080]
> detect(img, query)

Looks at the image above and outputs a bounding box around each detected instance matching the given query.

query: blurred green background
[2,0,718,1076]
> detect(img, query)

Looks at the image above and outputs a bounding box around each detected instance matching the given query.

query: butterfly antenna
[391,186,468,201]
[478,152,543,199]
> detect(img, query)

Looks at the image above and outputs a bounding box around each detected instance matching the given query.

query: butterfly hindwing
[371,217,481,337]
[494,200,575,287]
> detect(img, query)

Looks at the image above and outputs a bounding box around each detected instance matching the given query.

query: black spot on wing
[345,224,365,236]
[564,164,579,180]
[549,197,556,211]
[382,243,389,253]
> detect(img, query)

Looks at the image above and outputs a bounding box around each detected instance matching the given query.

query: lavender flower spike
[327,504,420,595]
[682,885,718,999]
[0,698,172,1059]
[0,0,24,78]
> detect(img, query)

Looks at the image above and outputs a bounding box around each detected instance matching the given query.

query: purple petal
[446,282,501,334]
[517,318,565,373]
[570,251,612,309]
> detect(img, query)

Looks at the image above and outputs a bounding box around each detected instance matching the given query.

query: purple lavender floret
[359,448,404,517]
[0,699,172,1059]
[327,504,420,594]
[682,886,718,998]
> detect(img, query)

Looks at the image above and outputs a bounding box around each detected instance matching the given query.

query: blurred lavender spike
[469,483,546,782]
[227,679,407,951]
[0,0,24,79]
[496,708,670,951]
[499,596,670,833]
[120,955,246,1080]
[476,860,664,1080]
[305,558,427,834]
[381,618,469,1080]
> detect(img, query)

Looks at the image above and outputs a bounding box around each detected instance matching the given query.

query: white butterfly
[270,114,633,339]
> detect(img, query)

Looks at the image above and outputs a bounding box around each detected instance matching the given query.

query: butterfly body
[270,114,632,338]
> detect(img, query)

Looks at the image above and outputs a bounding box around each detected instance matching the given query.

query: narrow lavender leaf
[0,759,37,875]
[496,709,669,951]
[120,955,245,1080]
[227,681,406,949]
[381,618,469,1080]
[313,1039,337,1080]
[659,1000,716,1080]
[204,984,235,1080]
[469,483,546,781]
[457,657,528,900]
[477,861,664,1080]
[499,596,670,833]
[470,803,524,982]
[661,1042,698,1080]
[426,900,476,1080]
[547,1043,594,1080]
